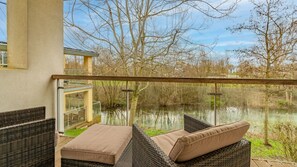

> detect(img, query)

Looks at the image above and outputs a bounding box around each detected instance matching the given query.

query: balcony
[52,75,297,166]
[1,0,297,166]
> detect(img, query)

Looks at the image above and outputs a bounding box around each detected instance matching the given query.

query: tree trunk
[129,93,139,126]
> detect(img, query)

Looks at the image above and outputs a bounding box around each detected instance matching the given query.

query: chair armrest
[0,118,55,166]
[132,124,177,167]
[184,114,212,133]
[0,106,46,128]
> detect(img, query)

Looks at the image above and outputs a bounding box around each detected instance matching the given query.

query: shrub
[274,122,297,162]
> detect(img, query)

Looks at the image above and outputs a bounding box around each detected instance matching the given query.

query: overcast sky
[0,0,295,64]
[0,0,254,53]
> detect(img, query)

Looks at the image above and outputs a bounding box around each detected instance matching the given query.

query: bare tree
[92,49,125,108]
[230,0,297,145]
[65,0,238,125]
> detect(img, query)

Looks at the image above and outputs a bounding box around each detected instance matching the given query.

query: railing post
[57,79,65,133]
[126,81,129,126]
[214,83,217,125]
[208,83,221,126]
[122,81,133,126]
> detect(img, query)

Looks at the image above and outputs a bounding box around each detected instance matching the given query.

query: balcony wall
[0,0,64,118]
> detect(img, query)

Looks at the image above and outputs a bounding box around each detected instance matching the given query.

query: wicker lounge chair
[133,114,251,167]
[0,107,55,166]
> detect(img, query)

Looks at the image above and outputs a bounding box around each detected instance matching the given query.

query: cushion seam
[168,138,185,161]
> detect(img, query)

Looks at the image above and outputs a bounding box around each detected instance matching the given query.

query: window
[0,0,7,68]
[0,0,6,42]
[0,50,7,67]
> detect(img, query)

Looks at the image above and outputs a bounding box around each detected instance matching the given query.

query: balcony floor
[55,136,297,167]
[55,136,73,167]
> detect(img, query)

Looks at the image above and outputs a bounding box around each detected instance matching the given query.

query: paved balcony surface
[55,136,73,167]
[55,136,297,167]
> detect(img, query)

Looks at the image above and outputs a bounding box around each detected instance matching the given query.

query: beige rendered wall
[84,56,93,122]
[0,0,64,118]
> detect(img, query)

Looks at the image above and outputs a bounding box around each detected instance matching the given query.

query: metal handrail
[52,74,297,85]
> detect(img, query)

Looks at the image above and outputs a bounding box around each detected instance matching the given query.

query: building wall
[0,0,63,118]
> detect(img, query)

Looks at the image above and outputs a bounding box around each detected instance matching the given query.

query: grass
[64,127,168,137]
[64,127,287,161]
[245,134,286,160]
[144,128,169,137]
[64,128,86,137]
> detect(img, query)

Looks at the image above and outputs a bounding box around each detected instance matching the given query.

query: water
[100,106,297,134]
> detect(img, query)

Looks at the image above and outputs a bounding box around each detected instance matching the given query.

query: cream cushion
[151,130,190,155]
[169,121,250,162]
[61,124,132,165]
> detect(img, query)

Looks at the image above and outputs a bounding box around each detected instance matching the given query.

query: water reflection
[100,106,297,134]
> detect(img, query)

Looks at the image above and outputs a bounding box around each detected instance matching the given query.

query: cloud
[216,40,255,47]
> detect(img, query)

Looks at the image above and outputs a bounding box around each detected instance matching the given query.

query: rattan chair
[132,114,251,167]
[0,107,55,166]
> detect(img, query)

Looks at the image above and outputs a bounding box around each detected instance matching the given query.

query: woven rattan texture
[132,114,251,167]
[0,118,55,166]
[0,106,45,128]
